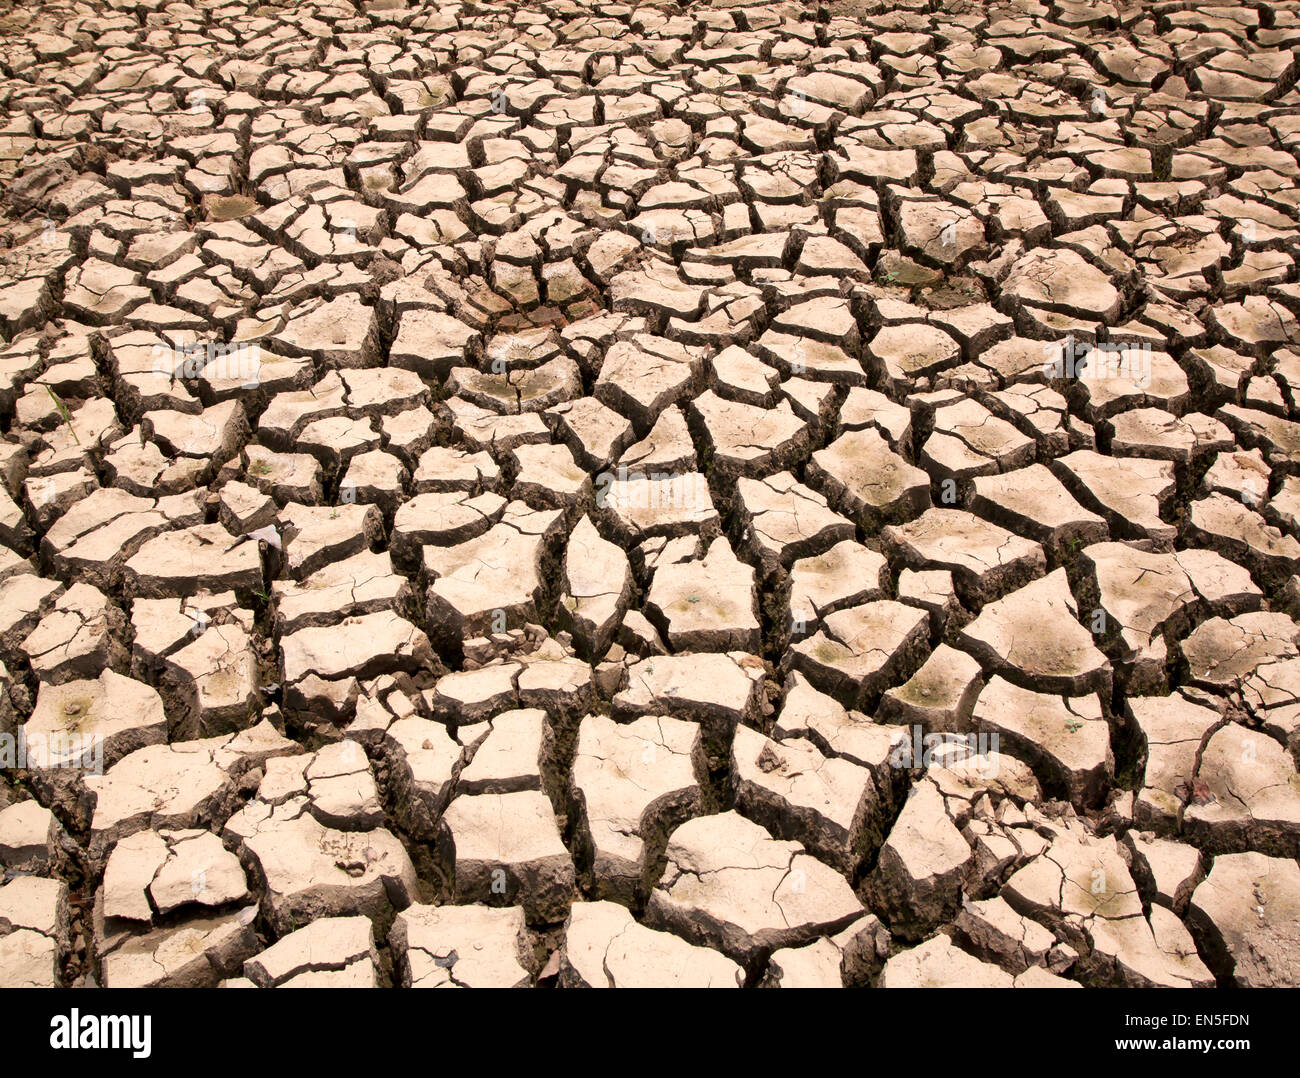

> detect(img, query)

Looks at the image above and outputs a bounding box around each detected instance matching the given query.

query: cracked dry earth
[5,0,1300,994]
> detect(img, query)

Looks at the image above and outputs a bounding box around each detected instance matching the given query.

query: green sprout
[45,386,80,446]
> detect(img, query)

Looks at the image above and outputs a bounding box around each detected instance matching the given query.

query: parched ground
[2,0,1300,990]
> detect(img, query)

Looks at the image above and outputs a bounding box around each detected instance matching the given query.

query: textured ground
[2,0,1300,989]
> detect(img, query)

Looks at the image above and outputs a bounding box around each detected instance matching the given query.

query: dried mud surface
[1,0,1300,988]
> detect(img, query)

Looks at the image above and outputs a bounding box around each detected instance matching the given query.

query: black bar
[0,987,1288,1067]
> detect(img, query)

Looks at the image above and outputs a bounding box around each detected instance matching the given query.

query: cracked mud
[1,0,1300,990]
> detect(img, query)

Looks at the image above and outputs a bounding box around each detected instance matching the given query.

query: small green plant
[45,386,80,446]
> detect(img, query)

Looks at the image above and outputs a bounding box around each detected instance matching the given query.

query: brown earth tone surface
[1,0,1299,989]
